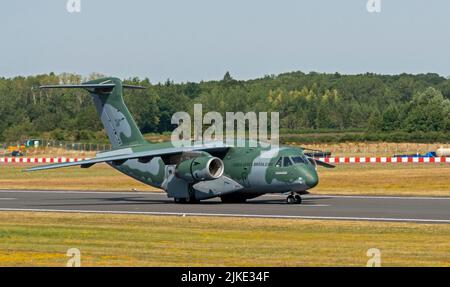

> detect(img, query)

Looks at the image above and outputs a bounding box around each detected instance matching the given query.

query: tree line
[0,71,449,143]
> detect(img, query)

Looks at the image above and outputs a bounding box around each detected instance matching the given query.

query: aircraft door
[162,165,190,199]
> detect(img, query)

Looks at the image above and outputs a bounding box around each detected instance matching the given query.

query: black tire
[174,198,187,204]
[186,192,200,204]
[220,197,247,203]
[294,195,302,204]
[286,195,295,204]
[187,197,199,204]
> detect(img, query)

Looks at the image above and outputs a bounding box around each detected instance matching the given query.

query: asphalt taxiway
[0,190,449,223]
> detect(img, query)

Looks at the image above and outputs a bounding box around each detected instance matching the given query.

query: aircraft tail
[40,77,148,148]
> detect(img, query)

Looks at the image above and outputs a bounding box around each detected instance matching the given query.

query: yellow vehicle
[7,145,25,157]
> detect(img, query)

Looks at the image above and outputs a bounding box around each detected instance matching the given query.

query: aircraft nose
[303,168,319,189]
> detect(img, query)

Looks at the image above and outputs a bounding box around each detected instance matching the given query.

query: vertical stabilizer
[40,77,148,148]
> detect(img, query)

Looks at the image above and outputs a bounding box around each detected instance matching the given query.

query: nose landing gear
[286,193,303,204]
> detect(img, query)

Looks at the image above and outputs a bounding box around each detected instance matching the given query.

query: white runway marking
[0,189,162,195]
[263,194,450,200]
[0,208,448,224]
[295,204,330,207]
[0,198,16,200]
[315,195,450,200]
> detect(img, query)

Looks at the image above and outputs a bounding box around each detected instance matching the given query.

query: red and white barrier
[0,157,87,164]
[0,157,449,164]
[317,157,450,164]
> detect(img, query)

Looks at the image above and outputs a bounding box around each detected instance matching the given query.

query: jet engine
[175,156,224,182]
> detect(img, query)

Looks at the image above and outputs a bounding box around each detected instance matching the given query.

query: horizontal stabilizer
[39,84,145,90]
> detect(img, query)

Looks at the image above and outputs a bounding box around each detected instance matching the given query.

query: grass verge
[0,164,156,192]
[0,212,448,266]
[315,164,450,196]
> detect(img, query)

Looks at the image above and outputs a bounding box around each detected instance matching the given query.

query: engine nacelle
[175,156,224,182]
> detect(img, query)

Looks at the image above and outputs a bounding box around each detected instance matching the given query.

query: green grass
[0,164,155,191]
[315,164,450,196]
[0,212,449,266]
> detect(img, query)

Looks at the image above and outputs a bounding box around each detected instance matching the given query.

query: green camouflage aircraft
[26,77,334,204]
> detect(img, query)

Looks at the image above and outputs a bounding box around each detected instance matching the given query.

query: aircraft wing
[24,144,230,172]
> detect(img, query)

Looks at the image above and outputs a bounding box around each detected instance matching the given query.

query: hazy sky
[1,0,449,82]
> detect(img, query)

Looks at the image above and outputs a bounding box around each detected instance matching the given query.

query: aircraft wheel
[187,198,199,204]
[174,198,186,204]
[294,195,302,204]
[286,195,295,204]
[184,187,199,204]
[185,193,200,204]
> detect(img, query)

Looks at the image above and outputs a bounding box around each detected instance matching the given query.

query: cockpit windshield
[291,155,309,165]
[275,155,310,167]
[283,157,293,167]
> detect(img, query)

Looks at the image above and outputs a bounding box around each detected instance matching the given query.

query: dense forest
[0,71,449,143]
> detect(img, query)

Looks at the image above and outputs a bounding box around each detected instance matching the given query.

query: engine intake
[175,156,224,182]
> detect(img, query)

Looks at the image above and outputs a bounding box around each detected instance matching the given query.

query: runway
[0,190,449,223]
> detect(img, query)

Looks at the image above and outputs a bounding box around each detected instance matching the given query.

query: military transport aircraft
[26,78,334,204]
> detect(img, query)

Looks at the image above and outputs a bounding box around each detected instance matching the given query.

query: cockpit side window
[275,157,282,167]
[283,157,293,167]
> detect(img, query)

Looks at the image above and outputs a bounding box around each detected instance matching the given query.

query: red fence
[1,157,449,164]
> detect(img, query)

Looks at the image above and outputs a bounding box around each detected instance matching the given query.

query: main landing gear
[286,193,302,204]
[174,187,200,204]
[174,197,199,204]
